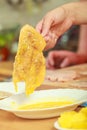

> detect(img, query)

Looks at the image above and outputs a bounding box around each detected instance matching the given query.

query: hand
[36,2,87,50]
[46,50,87,69]
[36,5,75,50]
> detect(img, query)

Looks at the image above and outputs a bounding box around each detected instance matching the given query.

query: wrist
[62,1,87,25]
[61,2,76,25]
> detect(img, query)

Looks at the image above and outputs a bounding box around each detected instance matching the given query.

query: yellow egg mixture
[10,97,75,110]
[18,100,74,110]
[13,25,46,95]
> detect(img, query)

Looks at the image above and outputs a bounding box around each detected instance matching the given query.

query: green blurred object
[0,25,20,47]
[0,25,20,60]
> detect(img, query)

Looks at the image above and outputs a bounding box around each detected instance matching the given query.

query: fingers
[46,51,63,69]
[44,33,58,50]
[36,13,55,36]
[46,51,74,69]
[41,16,54,37]
[36,17,57,50]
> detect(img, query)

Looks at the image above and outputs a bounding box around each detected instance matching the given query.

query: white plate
[0,88,87,119]
[0,82,25,99]
[54,121,67,130]
[54,121,87,130]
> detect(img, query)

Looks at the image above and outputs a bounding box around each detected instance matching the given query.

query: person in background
[36,1,87,69]
[46,25,87,69]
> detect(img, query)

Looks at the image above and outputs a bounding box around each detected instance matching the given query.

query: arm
[63,2,87,25]
[77,25,87,55]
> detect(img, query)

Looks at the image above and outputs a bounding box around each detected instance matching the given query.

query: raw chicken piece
[46,70,78,82]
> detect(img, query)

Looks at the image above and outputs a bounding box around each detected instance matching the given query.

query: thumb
[36,20,43,33]
[60,57,70,68]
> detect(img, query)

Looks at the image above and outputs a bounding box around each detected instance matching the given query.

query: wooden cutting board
[0,61,13,81]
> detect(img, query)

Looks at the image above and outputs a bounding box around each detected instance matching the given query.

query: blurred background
[0,0,79,61]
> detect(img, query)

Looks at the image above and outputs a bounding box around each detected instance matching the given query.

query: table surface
[0,62,87,130]
[0,110,58,130]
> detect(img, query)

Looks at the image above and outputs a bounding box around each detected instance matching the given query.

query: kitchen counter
[0,62,87,130]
